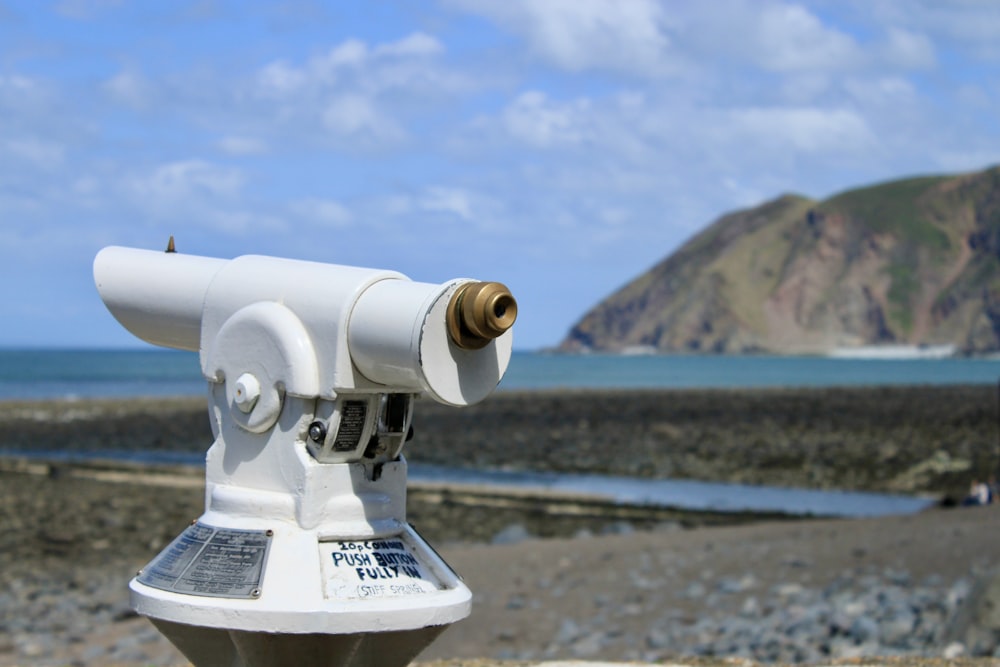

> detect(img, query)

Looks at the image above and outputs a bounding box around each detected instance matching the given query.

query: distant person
[963,479,991,506]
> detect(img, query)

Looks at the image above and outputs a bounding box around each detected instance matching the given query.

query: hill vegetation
[560,165,1000,355]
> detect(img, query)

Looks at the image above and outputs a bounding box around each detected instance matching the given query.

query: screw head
[234,373,261,413]
[308,421,327,443]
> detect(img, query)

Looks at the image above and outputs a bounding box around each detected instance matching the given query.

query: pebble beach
[1,385,999,665]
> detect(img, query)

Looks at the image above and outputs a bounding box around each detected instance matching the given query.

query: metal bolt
[234,373,261,413]
[308,421,327,443]
[251,588,262,598]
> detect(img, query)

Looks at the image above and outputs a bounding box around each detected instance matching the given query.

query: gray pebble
[491,523,531,545]
[849,615,880,643]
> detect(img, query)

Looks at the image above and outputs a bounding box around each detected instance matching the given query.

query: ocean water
[409,464,935,518]
[0,348,999,400]
[503,350,1000,390]
[0,349,205,400]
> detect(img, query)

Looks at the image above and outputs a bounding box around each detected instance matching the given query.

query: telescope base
[151,618,450,667]
[131,518,470,666]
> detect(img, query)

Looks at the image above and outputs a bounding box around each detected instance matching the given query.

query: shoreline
[2,384,995,499]
[825,344,958,360]
[0,451,939,517]
[0,456,803,538]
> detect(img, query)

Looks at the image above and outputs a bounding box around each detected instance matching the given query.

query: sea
[1,348,999,400]
[2,348,995,518]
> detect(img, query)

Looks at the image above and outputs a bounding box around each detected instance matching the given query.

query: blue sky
[2,1,999,350]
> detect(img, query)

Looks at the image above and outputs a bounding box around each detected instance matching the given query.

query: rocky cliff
[560,165,1000,355]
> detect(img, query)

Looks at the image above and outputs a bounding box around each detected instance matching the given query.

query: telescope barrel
[93,246,225,351]
[94,245,515,405]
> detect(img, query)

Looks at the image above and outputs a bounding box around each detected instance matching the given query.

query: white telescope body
[93,245,516,667]
[94,246,512,407]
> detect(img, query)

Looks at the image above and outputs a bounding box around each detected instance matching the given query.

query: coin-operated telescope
[93,245,517,667]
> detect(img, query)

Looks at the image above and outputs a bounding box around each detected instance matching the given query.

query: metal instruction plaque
[319,534,445,600]
[137,522,272,599]
[332,400,368,452]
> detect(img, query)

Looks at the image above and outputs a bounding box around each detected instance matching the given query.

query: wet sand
[2,384,996,497]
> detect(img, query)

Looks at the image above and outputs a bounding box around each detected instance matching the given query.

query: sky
[1,1,999,351]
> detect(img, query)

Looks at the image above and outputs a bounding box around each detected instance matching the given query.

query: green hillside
[560,165,1000,355]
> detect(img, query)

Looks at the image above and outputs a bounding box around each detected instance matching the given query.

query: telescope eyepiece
[447,281,518,350]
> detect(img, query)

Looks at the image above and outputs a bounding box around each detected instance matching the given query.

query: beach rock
[491,523,532,545]
[944,641,968,658]
[569,630,605,657]
[682,581,707,599]
[946,567,1000,656]
[881,608,917,646]
[600,521,635,536]
[717,574,756,594]
[850,615,880,643]
[645,626,671,650]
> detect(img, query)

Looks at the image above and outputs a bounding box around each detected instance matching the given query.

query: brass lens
[447,282,518,350]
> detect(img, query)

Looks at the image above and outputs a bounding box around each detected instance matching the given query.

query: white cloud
[648,2,947,79]
[374,32,444,58]
[216,135,268,156]
[254,32,447,97]
[598,206,629,226]
[729,107,876,154]
[4,138,65,169]
[379,194,414,217]
[103,69,155,110]
[200,209,286,235]
[255,60,308,97]
[955,83,992,108]
[72,176,100,197]
[935,149,1000,173]
[449,0,676,77]
[882,27,936,68]
[843,76,917,108]
[747,3,861,72]
[12,155,288,239]
[864,0,1000,60]
[451,0,954,82]
[0,73,37,95]
[500,91,590,148]
[0,74,51,113]
[722,177,769,208]
[248,32,457,148]
[484,89,878,171]
[418,186,475,221]
[322,94,406,143]
[473,89,653,163]
[289,198,353,228]
[322,39,369,70]
[129,160,245,203]
[778,73,834,104]
[372,186,502,229]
